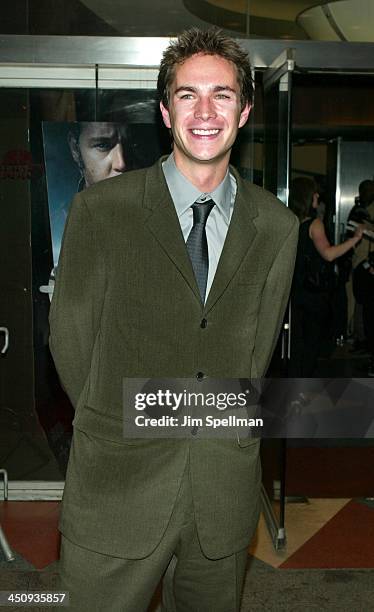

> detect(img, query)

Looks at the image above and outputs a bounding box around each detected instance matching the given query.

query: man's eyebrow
[174,85,237,94]
[213,85,237,93]
[174,86,197,94]
[87,136,116,143]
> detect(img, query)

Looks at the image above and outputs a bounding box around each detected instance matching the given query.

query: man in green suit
[50,28,298,611]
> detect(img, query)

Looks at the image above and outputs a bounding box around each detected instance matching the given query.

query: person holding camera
[288,176,363,377]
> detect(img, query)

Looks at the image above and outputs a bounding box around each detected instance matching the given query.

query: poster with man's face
[43,122,128,266]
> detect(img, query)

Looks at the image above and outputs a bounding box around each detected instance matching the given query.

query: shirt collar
[162,153,232,223]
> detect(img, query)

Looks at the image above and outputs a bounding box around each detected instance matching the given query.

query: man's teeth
[192,129,219,135]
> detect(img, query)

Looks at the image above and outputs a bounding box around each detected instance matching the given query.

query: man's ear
[238,102,252,128]
[160,101,172,129]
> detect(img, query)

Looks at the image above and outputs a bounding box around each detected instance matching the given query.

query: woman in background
[288,177,363,377]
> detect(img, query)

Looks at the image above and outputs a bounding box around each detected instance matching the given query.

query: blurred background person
[348,180,374,375]
[352,252,374,376]
[347,179,374,354]
[288,176,363,377]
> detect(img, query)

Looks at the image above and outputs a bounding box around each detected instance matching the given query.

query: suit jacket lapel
[204,168,258,314]
[144,159,201,303]
[143,159,258,311]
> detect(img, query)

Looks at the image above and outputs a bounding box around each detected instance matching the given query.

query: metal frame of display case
[1,36,374,72]
[1,38,374,89]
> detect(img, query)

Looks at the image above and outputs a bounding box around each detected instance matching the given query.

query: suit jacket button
[200,318,207,329]
[196,371,204,381]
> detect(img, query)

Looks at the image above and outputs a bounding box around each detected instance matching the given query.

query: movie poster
[43,121,128,267]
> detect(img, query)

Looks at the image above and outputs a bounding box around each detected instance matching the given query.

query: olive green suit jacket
[49,157,298,560]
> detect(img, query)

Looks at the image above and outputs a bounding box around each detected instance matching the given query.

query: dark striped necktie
[186,199,215,302]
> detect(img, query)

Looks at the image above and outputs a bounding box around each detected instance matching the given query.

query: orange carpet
[280,500,374,569]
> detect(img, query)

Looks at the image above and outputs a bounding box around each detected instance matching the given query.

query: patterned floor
[1,496,374,572]
[250,498,374,570]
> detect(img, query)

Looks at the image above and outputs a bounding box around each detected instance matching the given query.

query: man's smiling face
[160,53,251,173]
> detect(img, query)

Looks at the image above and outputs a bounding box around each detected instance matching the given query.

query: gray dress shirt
[162,153,237,301]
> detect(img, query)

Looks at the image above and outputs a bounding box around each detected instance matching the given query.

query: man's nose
[112,143,126,172]
[194,97,217,121]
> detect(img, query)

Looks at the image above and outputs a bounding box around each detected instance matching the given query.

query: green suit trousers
[59,452,248,612]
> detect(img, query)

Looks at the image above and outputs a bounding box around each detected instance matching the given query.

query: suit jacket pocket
[236,432,261,448]
[73,404,148,446]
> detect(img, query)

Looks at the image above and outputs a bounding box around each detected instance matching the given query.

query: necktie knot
[191,199,215,227]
